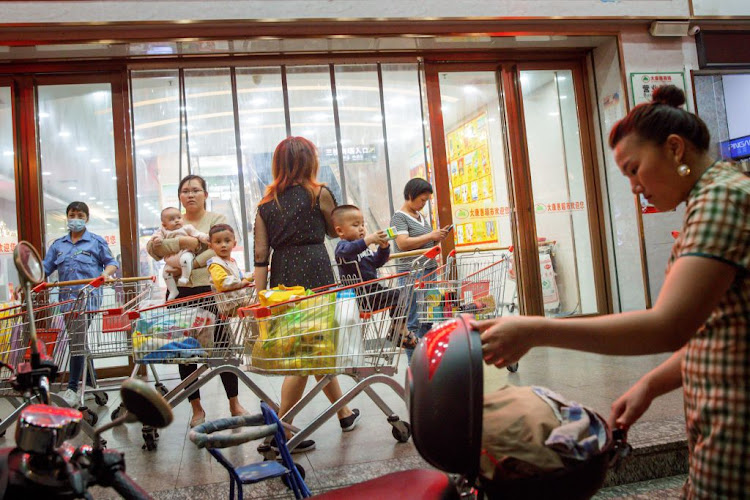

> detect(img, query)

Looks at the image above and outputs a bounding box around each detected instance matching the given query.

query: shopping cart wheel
[111,402,125,421]
[507,363,519,373]
[155,382,169,397]
[142,426,159,451]
[391,421,412,443]
[280,461,305,489]
[82,408,98,426]
[94,391,109,406]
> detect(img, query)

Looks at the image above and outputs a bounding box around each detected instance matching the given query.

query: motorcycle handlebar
[111,471,152,500]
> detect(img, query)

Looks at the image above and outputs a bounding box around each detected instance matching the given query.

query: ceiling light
[559,95,568,99]
[42,172,52,176]
[111,176,117,180]
[38,112,50,118]
[101,168,111,172]
[68,186,77,190]
[549,111,560,116]
[250,97,267,106]
[139,148,153,156]
[76,146,88,152]
[2,150,13,156]
[96,201,104,205]
[556,76,567,82]
[59,131,71,138]
[79,192,87,196]
[90,158,101,163]
[89,197,96,201]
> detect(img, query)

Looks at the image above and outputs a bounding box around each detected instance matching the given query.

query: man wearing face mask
[43,201,118,408]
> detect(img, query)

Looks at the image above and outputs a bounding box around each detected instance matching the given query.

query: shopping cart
[415,246,518,372]
[0,282,100,439]
[52,276,158,425]
[238,246,440,452]
[126,286,268,450]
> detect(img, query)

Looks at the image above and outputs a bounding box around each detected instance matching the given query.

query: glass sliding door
[0,85,18,302]
[519,69,600,316]
[37,83,122,270]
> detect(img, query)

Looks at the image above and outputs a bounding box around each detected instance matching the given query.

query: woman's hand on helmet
[471,316,540,368]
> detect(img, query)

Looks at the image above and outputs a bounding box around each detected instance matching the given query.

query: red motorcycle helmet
[406,314,484,481]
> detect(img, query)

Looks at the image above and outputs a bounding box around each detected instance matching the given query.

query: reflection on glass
[184,69,244,270]
[37,83,121,275]
[0,87,18,301]
[131,70,181,279]
[334,64,390,232]
[286,65,343,203]
[236,67,287,257]
[520,69,597,316]
[382,64,432,224]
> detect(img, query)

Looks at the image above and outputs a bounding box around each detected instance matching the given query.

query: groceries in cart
[132,305,216,362]
[417,248,509,322]
[245,286,338,375]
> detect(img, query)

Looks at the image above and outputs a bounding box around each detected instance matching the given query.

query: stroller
[312,314,629,499]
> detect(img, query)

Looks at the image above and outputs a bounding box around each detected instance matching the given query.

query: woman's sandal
[400,332,419,349]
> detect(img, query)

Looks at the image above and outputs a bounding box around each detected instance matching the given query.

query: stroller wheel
[155,383,169,397]
[280,461,306,489]
[94,391,109,406]
[507,363,519,373]
[391,421,412,443]
[111,402,125,420]
[82,408,98,426]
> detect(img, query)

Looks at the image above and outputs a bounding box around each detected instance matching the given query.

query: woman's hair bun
[651,85,686,108]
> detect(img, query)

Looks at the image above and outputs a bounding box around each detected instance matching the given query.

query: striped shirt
[390,210,436,270]
[666,162,750,499]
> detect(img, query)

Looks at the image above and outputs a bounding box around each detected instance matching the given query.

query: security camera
[689,25,701,36]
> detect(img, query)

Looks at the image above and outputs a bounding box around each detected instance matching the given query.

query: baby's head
[209,224,236,259]
[161,207,183,231]
[332,205,365,241]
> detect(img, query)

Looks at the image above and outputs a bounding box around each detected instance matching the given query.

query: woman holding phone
[390,178,450,360]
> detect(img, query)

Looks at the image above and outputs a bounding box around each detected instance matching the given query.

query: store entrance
[425,62,609,317]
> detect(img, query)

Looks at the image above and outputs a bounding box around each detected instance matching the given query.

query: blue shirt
[43,230,118,308]
[335,239,390,281]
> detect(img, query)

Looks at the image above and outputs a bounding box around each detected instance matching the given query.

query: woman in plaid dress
[475,85,750,498]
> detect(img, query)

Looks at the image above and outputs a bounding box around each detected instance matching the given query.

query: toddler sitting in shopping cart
[332,205,417,349]
[206,224,252,292]
[149,207,210,300]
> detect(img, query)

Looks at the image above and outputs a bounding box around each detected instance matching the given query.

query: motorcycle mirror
[120,378,173,428]
[13,241,44,286]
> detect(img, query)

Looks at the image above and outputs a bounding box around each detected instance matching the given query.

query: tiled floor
[0,347,687,498]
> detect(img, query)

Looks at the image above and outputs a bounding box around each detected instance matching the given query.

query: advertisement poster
[630,72,688,108]
[446,111,499,247]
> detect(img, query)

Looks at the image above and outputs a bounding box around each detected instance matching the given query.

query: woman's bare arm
[318,186,338,238]
[253,211,270,291]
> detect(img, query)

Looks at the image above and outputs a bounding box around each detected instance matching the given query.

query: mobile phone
[444,224,454,233]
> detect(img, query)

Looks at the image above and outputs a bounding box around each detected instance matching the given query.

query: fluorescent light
[89,197,96,201]
[559,95,568,99]
[38,112,50,118]
[111,176,117,180]
[79,192,87,196]
[68,186,77,190]
[59,131,71,138]
[90,158,101,164]
[2,150,13,156]
[556,75,567,81]
[76,146,88,152]
[42,172,52,176]
[549,111,560,116]
[101,168,111,172]
[96,201,104,205]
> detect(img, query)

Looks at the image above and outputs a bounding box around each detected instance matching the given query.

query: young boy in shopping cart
[332,205,417,348]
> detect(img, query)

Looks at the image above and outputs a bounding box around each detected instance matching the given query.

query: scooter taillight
[16,404,83,454]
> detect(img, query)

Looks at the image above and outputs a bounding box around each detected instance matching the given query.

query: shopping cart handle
[423,245,441,260]
[448,248,457,258]
[238,305,271,319]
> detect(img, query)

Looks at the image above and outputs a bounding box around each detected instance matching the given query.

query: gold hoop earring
[677,164,691,177]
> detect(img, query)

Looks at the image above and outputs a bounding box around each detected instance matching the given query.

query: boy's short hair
[403,178,433,201]
[161,207,180,219]
[331,204,361,226]
[209,223,235,239]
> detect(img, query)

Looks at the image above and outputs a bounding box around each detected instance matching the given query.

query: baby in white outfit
[149,207,209,300]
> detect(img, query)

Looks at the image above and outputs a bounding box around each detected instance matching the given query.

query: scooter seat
[310,469,459,499]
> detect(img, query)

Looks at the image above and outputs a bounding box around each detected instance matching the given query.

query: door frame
[423,57,611,316]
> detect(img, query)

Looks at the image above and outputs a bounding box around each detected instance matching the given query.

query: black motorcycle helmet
[406,314,484,481]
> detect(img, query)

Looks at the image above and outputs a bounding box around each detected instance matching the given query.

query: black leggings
[172,286,239,402]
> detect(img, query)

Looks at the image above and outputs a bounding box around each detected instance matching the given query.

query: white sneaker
[58,388,80,408]
[177,277,189,286]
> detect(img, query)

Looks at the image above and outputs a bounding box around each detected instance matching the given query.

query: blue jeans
[67,315,96,391]
[404,267,435,362]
